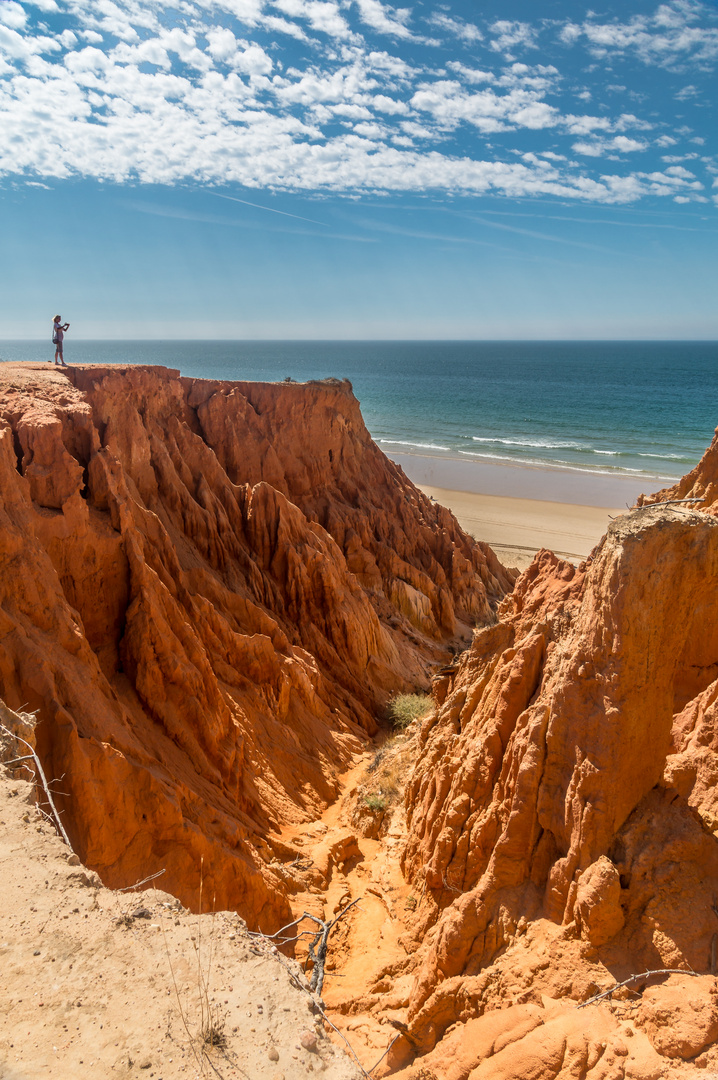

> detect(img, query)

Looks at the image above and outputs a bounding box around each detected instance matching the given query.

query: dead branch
[630,498,705,510]
[249,898,363,994]
[117,868,166,892]
[0,722,74,852]
[247,913,312,942]
[577,968,700,1009]
[307,896,362,999]
[367,1033,402,1075]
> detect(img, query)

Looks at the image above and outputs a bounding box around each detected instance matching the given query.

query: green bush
[386,693,432,730]
[364,793,388,812]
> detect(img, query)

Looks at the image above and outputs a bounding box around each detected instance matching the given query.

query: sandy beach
[388,451,650,571]
[419,485,621,570]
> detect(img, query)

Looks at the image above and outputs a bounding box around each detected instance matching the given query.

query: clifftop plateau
[0,361,512,927]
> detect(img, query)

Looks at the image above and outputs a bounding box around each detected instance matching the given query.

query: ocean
[2,340,717,496]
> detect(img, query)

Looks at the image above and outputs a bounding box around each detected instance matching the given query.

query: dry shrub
[386,694,432,730]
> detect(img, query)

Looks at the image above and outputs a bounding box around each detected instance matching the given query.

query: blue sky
[0,0,716,338]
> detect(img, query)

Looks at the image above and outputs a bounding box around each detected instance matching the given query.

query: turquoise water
[2,340,717,484]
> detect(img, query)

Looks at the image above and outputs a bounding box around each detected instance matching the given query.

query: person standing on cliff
[52,315,70,366]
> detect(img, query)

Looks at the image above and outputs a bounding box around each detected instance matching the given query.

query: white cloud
[206,27,239,63]
[353,119,385,138]
[353,0,414,40]
[489,20,537,56]
[411,81,559,134]
[0,0,713,209]
[112,38,172,68]
[497,63,559,92]
[372,92,408,114]
[564,114,612,135]
[573,135,648,156]
[571,141,607,158]
[207,0,264,25]
[271,0,352,39]
[205,28,274,76]
[426,12,481,44]
[0,3,28,30]
[560,5,718,68]
[612,135,648,152]
[446,61,493,84]
[559,23,581,46]
[275,60,373,105]
[664,164,695,177]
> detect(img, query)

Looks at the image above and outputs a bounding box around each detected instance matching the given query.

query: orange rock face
[396,501,718,1074]
[637,423,718,511]
[0,362,512,927]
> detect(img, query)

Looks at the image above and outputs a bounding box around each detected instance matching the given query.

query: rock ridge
[381,497,718,1076]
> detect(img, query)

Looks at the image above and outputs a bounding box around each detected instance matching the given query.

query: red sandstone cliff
[386,500,718,1077]
[7,358,718,1077]
[0,362,512,928]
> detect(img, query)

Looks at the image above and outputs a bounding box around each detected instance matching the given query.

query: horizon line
[2,337,717,345]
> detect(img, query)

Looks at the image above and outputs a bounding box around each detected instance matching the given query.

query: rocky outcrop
[637,424,718,511]
[0,362,513,927]
[391,501,718,1074]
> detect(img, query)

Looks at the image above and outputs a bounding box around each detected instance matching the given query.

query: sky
[0,0,717,339]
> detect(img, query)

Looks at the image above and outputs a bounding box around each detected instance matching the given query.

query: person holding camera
[52,315,70,366]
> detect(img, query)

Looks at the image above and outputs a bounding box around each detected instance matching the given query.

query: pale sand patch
[420,485,620,571]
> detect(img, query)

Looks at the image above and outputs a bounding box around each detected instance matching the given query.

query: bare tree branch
[577,968,699,1009]
[0,722,74,852]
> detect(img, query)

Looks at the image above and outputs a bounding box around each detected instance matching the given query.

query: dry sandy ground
[419,485,621,570]
[0,768,363,1080]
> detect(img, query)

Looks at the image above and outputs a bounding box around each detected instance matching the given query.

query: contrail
[209,191,329,226]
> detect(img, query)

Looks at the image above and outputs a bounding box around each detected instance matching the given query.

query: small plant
[367,746,387,774]
[200,1015,228,1050]
[386,693,432,730]
[405,895,417,911]
[364,793,388,812]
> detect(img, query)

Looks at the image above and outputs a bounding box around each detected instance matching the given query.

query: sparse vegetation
[386,693,432,730]
[200,1015,228,1050]
[405,895,417,911]
[364,793,388,812]
[367,746,386,773]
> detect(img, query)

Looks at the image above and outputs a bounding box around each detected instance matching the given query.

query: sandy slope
[0,768,362,1080]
